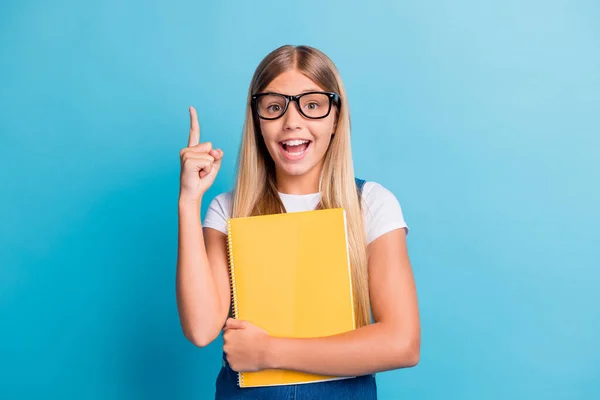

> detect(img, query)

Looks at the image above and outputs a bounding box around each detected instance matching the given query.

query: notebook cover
[225,208,356,388]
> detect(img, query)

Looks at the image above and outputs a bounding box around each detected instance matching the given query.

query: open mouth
[279,139,312,156]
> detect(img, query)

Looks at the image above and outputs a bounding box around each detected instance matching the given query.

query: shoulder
[208,190,233,213]
[361,181,397,203]
[202,190,233,235]
[359,180,409,245]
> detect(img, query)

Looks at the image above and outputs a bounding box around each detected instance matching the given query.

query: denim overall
[215,355,377,399]
[214,179,377,399]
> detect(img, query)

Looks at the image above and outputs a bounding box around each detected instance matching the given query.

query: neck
[275,165,323,195]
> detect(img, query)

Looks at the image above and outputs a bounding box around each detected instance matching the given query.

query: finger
[187,142,213,153]
[209,149,224,160]
[188,106,200,147]
[181,155,214,177]
[182,153,216,178]
[181,153,215,165]
[180,144,214,161]
[180,152,216,179]
[225,318,245,330]
[212,150,223,169]
[199,166,213,179]
[198,160,215,179]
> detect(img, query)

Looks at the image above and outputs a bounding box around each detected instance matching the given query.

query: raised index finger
[188,106,200,147]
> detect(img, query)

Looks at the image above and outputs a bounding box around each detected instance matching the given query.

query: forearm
[176,197,222,346]
[266,322,419,376]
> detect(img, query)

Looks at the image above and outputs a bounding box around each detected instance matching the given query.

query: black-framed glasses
[251,91,340,120]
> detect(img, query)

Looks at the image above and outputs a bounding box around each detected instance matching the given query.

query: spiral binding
[226,219,244,387]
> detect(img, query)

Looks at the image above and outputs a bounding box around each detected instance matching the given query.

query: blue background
[1,1,599,399]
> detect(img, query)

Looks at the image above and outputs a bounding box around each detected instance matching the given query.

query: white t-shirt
[203,181,409,245]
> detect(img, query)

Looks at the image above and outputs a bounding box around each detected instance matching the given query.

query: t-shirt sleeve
[362,182,409,245]
[202,192,232,235]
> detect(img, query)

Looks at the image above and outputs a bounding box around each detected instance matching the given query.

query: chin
[275,160,314,177]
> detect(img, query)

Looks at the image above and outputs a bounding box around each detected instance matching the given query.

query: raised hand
[179,106,224,203]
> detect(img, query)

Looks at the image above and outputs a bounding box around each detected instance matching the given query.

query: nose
[282,101,303,131]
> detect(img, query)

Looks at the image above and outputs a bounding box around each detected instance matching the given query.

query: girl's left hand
[223,318,272,372]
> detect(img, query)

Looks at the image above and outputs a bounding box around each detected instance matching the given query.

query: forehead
[263,69,325,94]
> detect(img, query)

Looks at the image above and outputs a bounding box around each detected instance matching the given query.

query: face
[256,69,338,180]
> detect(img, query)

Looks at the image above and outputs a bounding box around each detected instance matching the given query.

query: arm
[264,228,420,376]
[176,199,231,347]
[176,106,229,348]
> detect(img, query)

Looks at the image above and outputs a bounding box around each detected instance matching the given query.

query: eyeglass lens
[256,93,332,119]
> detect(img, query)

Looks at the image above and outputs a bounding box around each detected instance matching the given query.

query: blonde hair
[231,45,371,328]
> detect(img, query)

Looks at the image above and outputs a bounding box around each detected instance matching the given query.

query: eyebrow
[262,88,324,95]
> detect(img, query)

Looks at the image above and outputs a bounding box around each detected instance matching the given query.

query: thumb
[210,149,224,163]
[211,149,224,171]
[225,318,246,330]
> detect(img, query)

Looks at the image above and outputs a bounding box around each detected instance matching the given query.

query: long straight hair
[231,45,371,328]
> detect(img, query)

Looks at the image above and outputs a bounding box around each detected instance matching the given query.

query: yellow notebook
[225,208,356,388]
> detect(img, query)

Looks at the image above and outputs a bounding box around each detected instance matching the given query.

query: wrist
[178,194,202,208]
[263,335,281,370]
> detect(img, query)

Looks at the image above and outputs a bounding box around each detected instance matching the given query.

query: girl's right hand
[179,106,224,203]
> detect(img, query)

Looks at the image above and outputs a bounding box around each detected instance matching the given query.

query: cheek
[310,121,335,140]
[259,121,281,143]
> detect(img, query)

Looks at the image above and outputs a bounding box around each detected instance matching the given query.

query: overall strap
[355,178,366,198]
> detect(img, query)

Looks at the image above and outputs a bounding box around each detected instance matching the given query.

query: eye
[267,104,282,112]
[305,102,319,110]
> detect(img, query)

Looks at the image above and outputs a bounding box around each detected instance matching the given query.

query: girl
[176,45,420,399]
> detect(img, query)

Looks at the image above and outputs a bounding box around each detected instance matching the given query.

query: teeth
[282,139,309,146]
